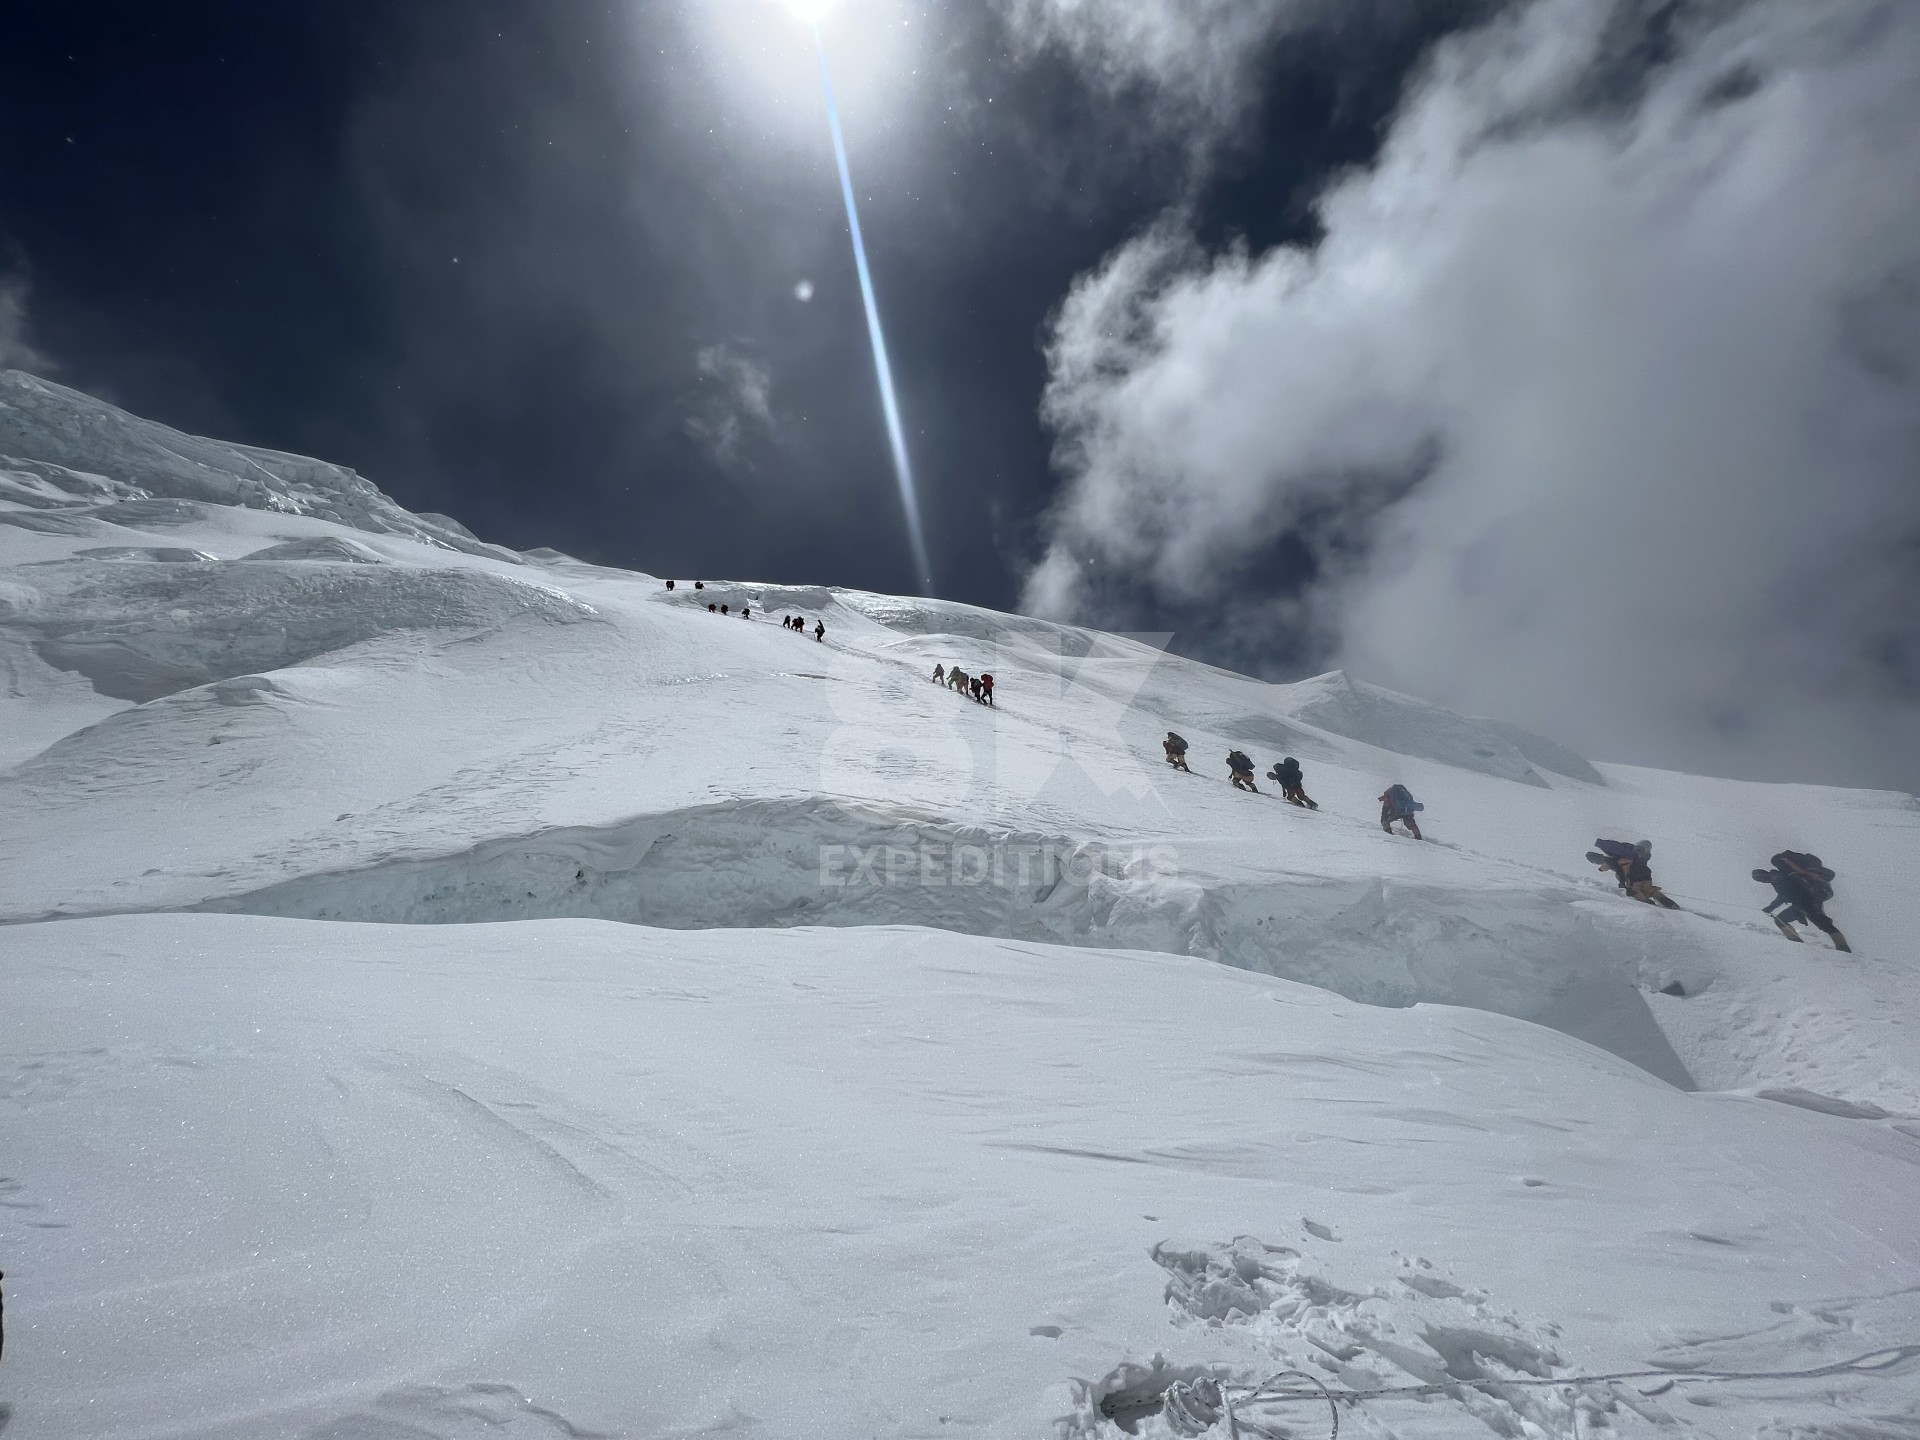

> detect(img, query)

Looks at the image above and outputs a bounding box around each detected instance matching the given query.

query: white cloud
[0,273,52,374]
[1024,0,1920,788]
[686,342,776,468]
[998,0,1311,134]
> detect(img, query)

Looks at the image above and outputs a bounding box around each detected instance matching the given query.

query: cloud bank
[0,273,51,373]
[686,343,776,471]
[1023,0,1920,790]
[1000,0,1309,130]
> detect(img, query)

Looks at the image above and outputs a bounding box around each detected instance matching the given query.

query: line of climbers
[930,662,995,706]
[1164,733,1412,831]
[1585,843,1848,947]
[1167,732,1851,950]
[663,579,1856,957]
[666,580,823,640]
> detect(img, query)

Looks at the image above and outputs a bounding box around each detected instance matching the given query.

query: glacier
[3,370,1918,1438]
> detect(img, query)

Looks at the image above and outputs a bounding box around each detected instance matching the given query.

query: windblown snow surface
[3,369,1919,1438]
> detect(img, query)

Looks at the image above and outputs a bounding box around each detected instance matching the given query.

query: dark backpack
[1594,839,1640,862]
[1228,750,1252,773]
[1165,733,1188,754]
[1278,758,1302,782]
[1773,851,1835,901]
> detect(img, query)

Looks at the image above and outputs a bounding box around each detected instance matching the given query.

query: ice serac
[0,369,519,562]
[21,559,596,703]
[842,587,1101,657]
[1279,670,1605,786]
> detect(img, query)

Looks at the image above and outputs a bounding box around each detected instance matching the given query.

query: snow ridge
[0,369,519,560]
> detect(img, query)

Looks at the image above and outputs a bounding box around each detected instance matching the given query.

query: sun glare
[782,0,835,22]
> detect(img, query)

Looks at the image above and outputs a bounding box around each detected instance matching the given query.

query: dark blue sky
[2,0,1483,619]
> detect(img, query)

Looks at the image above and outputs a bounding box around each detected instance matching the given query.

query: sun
[782,0,836,21]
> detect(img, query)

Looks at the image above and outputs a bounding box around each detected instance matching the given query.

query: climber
[1587,839,1679,909]
[742,605,751,619]
[933,663,946,686]
[980,673,994,706]
[666,579,675,590]
[1227,750,1259,792]
[969,675,985,703]
[708,602,717,613]
[1163,732,1191,772]
[949,667,969,693]
[1267,757,1317,809]
[1379,784,1423,839]
[1754,852,1850,951]
[721,604,730,615]
[814,619,825,642]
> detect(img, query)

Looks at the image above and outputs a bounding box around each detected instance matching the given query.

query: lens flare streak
[812,24,934,593]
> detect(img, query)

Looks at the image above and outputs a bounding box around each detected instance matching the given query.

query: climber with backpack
[1227,750,1259,792]
[1267,757,1317,809]
[980,673,995,706]
[1379,784,1423,838]
[1162,732,1191,772]
[1586,839,1680,909]
[932,663,946,686]
[1753,852,1850,951]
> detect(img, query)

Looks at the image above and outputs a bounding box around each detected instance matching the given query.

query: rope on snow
[1124,1342,1920,1439]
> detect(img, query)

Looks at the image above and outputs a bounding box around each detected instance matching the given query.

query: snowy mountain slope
[8,915,1920,1440]
[5,482,1915,1101]
[3,378,1919,1438]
